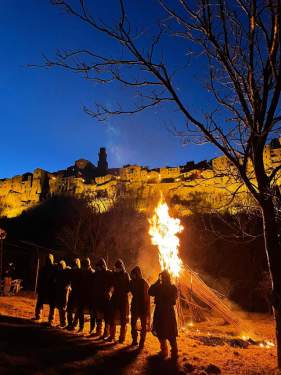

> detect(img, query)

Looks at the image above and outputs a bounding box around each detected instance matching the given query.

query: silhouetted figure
[66,258,81,330]
[77,258,94,333]
[3,262,15,296]
[33,253,56,324]
[129,266,150,349]
[108,259,130,343]
[4,262,15,279]
[54,260,70,327]
[90,258,113,337]
[148,270,178,360]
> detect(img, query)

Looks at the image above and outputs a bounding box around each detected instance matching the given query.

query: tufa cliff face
[0,142,281,218]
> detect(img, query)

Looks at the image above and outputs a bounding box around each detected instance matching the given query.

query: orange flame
[149,197,183,278]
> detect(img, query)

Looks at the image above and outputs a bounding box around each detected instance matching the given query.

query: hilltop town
[1,140,281,218]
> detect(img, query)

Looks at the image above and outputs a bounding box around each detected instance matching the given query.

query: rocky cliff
[1,141,281,218]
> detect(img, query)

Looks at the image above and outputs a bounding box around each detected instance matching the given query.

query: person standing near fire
[90,258,113,338]
[53,260,70,327]
[129,266,150,349]
[76,257,94,333]
[107,259,130,343]
[66,257,82,330]
[148,270,179,360]
[32,253,56,325]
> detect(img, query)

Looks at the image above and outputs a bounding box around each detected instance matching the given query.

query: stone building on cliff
[1,141,281,218]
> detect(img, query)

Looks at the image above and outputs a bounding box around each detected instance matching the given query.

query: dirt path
[0,314,184,375]
[0,296,277,374]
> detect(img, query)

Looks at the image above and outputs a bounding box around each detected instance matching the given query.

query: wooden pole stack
[178,266,240,328]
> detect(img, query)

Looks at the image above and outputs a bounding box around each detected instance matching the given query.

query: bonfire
[148,198,183,279]
[148,197,239,327]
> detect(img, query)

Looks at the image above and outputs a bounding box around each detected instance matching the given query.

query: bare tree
[43,0,281,366]
[55,191,149,269]
[55,194,102,256]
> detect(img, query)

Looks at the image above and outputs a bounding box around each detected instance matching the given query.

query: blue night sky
[0,0,219,179]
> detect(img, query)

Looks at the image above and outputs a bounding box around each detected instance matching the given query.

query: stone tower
[98,147,108,174]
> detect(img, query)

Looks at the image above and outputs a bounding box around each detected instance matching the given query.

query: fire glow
[149,198,183,278]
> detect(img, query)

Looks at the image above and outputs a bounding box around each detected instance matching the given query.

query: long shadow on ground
[0,315,183,375]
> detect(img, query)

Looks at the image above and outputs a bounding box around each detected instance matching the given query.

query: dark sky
[0,0,219,179]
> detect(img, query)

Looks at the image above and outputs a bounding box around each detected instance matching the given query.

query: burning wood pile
[148,197,239,327]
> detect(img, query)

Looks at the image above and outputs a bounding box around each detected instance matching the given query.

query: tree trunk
[261,198,281,368]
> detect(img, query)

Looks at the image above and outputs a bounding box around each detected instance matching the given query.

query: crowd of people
[32,254,179,360]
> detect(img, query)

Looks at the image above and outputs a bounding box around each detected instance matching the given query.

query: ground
[0,294,277,374]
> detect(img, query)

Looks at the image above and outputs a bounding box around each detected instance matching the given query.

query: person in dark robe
[148,270,178,360]
[32,253,56,325]
[66,257,81,330]
[90,258,113,338]
[108,259,130,343]
[129,266,150,349]
[54,260,70,328]
[76,257,94,333]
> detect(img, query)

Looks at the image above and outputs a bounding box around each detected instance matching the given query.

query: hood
[130,266,142,279]
[160,270,171,285]
[46,253,54,267]
[59,260,66,270]
[115,258,126,272]
[96,258,107,271]
[81,257,91,270]
[72,258,81,269]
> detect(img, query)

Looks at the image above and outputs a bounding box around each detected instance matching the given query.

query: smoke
[104,121,137,167]
[137,244,161,285]
[105,123,124,165]
[107,144,125,165]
